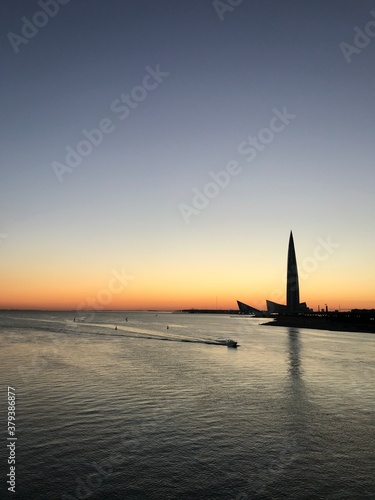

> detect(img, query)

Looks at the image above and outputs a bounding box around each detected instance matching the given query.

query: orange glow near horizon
[1,284,374,312]
[1,236,374,312]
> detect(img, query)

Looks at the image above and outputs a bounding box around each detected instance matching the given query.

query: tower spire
[286,231,300,313]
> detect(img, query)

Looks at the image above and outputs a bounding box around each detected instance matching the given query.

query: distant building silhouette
[266,299,286,314]
[238,231,310,315]
[237,300,267,316]
[287,231,300,313]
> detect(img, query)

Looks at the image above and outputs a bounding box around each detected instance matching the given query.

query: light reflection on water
[0,311,374,499]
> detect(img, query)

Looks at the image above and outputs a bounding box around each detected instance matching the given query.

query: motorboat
[218,339,238,347]
[225,339,238,347]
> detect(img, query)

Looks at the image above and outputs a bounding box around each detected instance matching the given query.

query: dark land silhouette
[263,310,375,334]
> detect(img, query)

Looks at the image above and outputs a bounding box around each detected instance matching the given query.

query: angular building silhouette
[237,231,310,315]
[286,231,300,313]
[237,300,268,316]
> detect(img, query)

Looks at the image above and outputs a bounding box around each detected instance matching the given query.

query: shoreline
[262,315,375,334]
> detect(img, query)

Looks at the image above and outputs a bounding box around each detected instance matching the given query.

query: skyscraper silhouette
[286,231,300,313]
[238,231,309,315]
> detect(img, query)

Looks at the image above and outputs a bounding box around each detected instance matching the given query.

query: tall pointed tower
[286,231,300,313]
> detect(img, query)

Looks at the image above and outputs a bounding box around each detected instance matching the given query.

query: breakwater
[263,310,375,333]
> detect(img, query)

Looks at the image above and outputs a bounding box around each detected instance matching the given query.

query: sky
[1,0,375,311]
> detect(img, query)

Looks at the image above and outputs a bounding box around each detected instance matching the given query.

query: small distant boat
[218,339,238,347]
[225,339,238,347]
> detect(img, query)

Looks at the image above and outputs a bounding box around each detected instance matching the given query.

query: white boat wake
[9,315,238,347]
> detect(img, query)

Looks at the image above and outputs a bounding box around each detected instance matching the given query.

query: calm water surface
[0,311,374,499]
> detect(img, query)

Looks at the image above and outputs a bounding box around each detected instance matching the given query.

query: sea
[0,310,374,499]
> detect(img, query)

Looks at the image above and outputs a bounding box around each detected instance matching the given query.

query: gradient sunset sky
[1,0,375,311]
